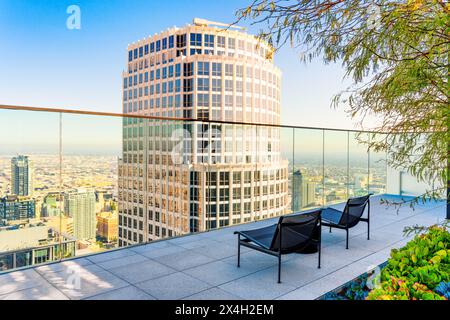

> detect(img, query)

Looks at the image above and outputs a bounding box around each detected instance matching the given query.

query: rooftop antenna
[193,18,246,31]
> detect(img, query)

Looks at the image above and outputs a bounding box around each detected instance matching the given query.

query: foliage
[367,225,450,300]
[367,277,446,300]
[236,0,449,202]
[403,219,449,237]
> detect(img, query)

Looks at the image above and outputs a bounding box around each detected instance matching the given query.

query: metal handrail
[0,104,438,134]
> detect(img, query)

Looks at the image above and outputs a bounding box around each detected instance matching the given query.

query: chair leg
[318,223,321,269]
[237,234,241,268]
[318,242,321,269]
[346,229,349,249]
[367,198,370,240]
[278,253,281,283]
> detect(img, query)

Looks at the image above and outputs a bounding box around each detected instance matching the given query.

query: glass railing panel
[0,109,62,272]
[324,130,349,205]
[293,128,325,210]
[119,115,190,247]
[369,133,387,196]
[280,127,294,215]
[348,132,370,197]
[60,113,121,256]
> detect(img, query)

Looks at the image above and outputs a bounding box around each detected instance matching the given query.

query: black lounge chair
[321,194,372,249]
[234,209,322,283]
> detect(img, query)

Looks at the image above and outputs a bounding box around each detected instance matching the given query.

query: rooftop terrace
[0,195,445,300]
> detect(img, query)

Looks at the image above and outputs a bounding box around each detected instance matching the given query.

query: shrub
[367,226,450,300]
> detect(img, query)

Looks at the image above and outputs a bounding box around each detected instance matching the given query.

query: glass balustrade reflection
[61,113,121,256]
[369,133,387,195]
[324,130,349,205]
[0,109,64,272]
[293,128,324,211]
[280,127,294,214]
[349,132,370,197]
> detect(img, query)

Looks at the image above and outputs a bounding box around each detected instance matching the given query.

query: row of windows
[124,64,182,88]
[125,61,279,88]
[125,83,279,104]
[128,35,176,61]
[123,102,280,123]
[129,32,271,63]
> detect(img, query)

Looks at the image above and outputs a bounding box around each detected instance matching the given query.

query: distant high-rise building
[64,190,96,240]
[0,195,36,222]
[96,211,118,242]
[118,18,289,246]
[41,193,62,218]
[291,170,303,212]
[301,181,316,208]
[11,155,33,196]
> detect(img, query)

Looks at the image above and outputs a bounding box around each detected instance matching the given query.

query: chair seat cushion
[239,224,277,249]
[321,207,344,225]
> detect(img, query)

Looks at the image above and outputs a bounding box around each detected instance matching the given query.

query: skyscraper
[292,170,316,211]
[118,18,289,246]
[302,181,316,208]
[291,170,303,212]
[11,155,33,196]
[64,189,96,240]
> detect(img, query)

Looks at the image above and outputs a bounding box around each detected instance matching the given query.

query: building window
[183,79,193,92]
[212,79,221,92]
[212,98,221,114]
[197,78,209,91]
[236,65,243,77]
[183,62,194,77]
[183,94,193,108]
[190,48,201,55]
[217,36,225,48]
[197,62,209,76]
[204,34,214,47]
[225,64,233,76]
[177,34,186,48]
[197,93,209,107]
[190,33,202,46]
[228,38,236,50]
[220,172,229,185]
[212,63,222,76]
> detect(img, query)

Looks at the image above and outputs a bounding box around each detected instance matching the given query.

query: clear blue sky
[0,0,369,130]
